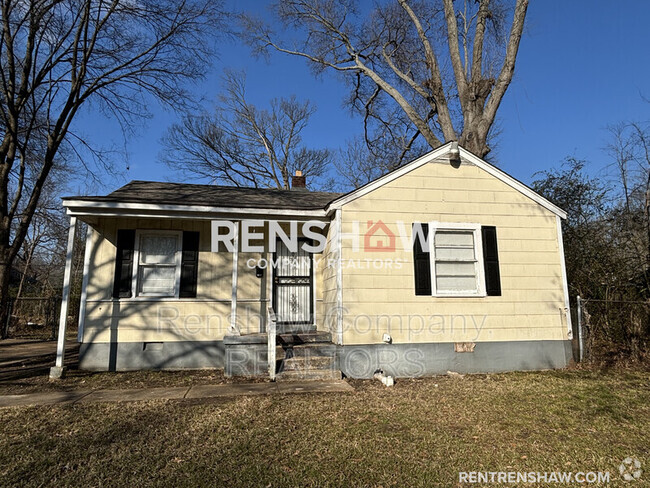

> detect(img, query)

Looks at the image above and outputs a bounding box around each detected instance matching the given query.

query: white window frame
[132,230,183,298]
[427,222,486,298]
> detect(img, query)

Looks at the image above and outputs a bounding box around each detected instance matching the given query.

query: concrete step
[277,369,343,381]
[277,343,337,358]
[278,331,332,345]
[280,355,335,371]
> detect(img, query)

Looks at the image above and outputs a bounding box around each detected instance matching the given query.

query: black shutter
[413,223,432,296]
[179,231,200,298]
[481,226,501,296]
[113,229,135,298]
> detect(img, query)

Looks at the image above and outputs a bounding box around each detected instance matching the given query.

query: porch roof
[66,180,343,209]
[63,181,344,219]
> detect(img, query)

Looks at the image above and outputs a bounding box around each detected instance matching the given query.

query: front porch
[50,189,345,378]
[224,327,341,380]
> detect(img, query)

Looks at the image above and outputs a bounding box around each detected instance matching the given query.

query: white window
[133,231,182,297]
[415,223,486,297]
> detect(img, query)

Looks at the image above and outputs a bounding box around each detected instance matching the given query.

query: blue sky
[74,0,650,194]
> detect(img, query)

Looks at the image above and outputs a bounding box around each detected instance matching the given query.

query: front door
[272,239,313,331]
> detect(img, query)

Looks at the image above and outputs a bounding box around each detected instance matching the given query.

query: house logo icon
[364,220,396,252]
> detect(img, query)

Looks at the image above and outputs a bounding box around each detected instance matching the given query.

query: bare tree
[533,123,650,361]
[162,70,332,189]
[607,121,650,283]
[336,134,428,189]
[0,0,223,325]
[532,158,612,299]
[14,177,67,301]
[242,0,528,161]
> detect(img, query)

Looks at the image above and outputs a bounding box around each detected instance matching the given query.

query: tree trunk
[0,260,13,339]
[16,244,36,301]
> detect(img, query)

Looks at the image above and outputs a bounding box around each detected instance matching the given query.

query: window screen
[433,230,478,293]
[137,234,179,296]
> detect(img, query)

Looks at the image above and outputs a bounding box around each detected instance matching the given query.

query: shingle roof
[64,180,344,210]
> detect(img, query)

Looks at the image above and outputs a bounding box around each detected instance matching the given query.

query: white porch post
[230,221,239,334]
[50,216,77,379]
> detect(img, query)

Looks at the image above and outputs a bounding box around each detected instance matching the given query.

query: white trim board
[328,142,567,220]
[556,215,573,339]
[131,230,183,299]
[63,200,330,219]
[335,209,343,345]
[230,223,239,333]
[77,224,93,342]
[426,222,486,298]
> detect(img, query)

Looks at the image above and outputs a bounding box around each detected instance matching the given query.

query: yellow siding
[319,219,338,335]
[339,157,569,345]
[82,217,328,343]
[83,218,234,343]
[83,157,568,347]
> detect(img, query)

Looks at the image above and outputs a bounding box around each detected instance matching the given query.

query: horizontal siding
[83,217,330,343]
[339,157,568,344]
[83,299,231,343]
[320,221,338,334]
[342,326,566,345]
[85,219,232,302]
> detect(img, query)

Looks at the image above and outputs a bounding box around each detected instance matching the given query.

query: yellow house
[51,143,573,379]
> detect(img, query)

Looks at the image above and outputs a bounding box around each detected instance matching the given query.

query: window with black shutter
[113,229,200,299]
[113,229,135,298]
[179,231,200,298]
[412,223,432,295]
[481,226,502,296]
[412,222,501,297]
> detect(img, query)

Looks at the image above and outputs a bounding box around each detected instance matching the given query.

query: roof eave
[325,142,568,220]
[62,199,330,219]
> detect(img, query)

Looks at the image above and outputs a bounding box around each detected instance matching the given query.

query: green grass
[1,369,649,487]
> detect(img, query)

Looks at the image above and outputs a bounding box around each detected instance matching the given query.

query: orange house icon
[364,220,396,252]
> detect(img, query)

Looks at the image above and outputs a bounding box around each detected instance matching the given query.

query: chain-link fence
[3,296,80,340]
[576,296,649,362]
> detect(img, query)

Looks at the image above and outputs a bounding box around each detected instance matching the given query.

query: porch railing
[267,307,277,381]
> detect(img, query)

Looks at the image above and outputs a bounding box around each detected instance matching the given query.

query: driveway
[0,337,79,382]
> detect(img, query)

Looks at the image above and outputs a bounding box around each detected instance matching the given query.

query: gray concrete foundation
[338,340,573,379]
[79,339,572,378]
[223,334,268,377]
[79,341,225,371]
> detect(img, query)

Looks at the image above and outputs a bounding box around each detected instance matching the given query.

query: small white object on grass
[373,370,394,387]
[446,371,465,379]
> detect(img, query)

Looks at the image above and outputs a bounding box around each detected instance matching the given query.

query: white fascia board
[327,142,567,220]
[63,200,329,219]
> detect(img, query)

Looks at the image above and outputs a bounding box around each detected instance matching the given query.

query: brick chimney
[291,170,307,190]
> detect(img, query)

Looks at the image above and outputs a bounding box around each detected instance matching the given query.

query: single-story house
[51,142,573,379]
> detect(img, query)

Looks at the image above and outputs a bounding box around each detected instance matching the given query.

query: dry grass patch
[0,369,648,487]
[0,368,270,395]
